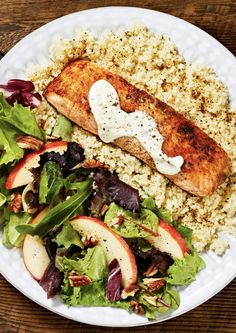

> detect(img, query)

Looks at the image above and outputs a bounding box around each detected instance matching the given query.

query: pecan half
[81,158,108,169]
[16,135,43,150]
[143,278,166,292]
[10,192,22,213]
[68,274,92,287]
[121,284,141,299]
[109,214,124,229]
[81,235,98,248]
[130,300,145,315]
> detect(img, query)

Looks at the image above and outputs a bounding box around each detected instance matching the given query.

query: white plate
[0,6,235,327]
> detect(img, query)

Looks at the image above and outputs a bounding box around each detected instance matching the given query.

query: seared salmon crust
[44,59,231,197]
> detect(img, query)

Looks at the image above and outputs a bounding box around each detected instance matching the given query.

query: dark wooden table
[0,1,236,332]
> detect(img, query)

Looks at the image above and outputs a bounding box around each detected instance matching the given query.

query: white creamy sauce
[88,80,184,175]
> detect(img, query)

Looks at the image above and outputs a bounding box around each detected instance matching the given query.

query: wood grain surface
[0,1,235,332]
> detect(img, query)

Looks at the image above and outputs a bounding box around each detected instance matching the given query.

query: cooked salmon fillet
[44,59,231,196]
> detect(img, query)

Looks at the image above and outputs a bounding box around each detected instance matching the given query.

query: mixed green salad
[0,81,205,319]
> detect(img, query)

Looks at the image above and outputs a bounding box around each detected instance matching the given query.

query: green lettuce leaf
[63,246,107,281]
[61,277,108,307]
[161,289,180,310]
[53,222,84,250]
[61,245,130,311]
[39,161,64,205]
[52,115,72,141]
[0,94,44,165]
[0,120,24,165]
[166,251,205,285]
[104,203,158,238]
[2,212,31,247]
[141,196,156,211]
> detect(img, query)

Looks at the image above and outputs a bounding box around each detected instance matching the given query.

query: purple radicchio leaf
[7,79,35,92]
[93,169,140,212]
[39,263,63,298]
[0,79,42,108]
[106,259,122,302]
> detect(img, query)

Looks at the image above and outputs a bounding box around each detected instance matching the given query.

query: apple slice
[147,220,190,259]
[6,141,68,189]
[22,208,50,280]
[70,216,138,288]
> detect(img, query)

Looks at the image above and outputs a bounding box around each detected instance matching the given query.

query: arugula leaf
[39,161,64,205]
[52,115,72,141]
[16,178,93,237]
[156,208,172,223]
[53,222,84,249]
[166,251,205,285]
[2,212,31,247]
[0,94,44,165]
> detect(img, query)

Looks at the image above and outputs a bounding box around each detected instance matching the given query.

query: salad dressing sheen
[88,79,184,175]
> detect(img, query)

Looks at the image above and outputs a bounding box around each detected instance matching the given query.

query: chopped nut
[109,217,120,229]
[38,119,46,129]
[81,235,98,248]
[130,300,145,315]
[142,295,158,306]
[68,274,92,287]
[109,214,124,229]
[81,158,108,169]
[46,134,60,141]
[143,278,166,292]
[143,262,158,277]
[10,192,22,213]
[16,135,44,150]
[117,214,124,226]
[100,204,109,216]
[121,284,141,299]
